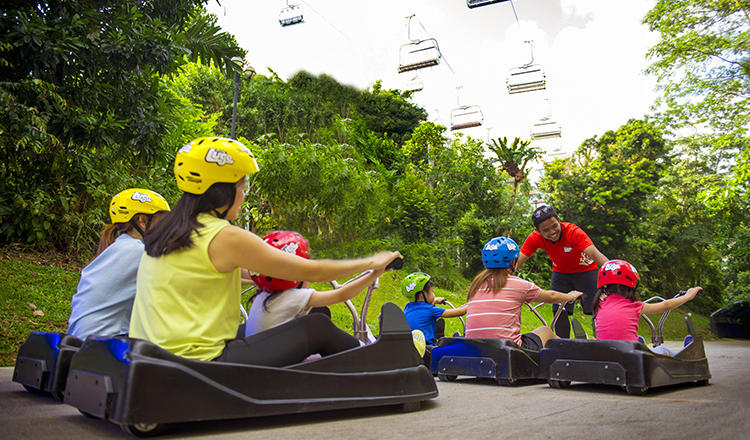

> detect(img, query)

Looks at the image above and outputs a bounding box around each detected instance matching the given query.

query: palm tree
[487,136,542,196]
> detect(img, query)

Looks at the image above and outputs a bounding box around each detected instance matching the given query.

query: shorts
[550,269,598,315]
[520,332,543,351]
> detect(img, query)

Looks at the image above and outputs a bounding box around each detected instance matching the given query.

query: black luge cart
[540,295,711,395]
[430,302,564,386]
[710,300,750,339]
[62,302,438,437]
[13,331,83,400]
[431,337,543,386]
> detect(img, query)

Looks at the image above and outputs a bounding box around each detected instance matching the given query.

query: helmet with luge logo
[174,137,259,194]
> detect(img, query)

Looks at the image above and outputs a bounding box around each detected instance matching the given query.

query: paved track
[2,340,748,439]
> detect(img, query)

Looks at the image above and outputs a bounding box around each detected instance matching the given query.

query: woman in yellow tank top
[130,137,400,366]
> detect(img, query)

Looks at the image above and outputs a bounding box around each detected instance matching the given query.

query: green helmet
[401,272,432,302]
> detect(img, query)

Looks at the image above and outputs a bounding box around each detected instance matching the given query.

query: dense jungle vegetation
[1,0,749,317]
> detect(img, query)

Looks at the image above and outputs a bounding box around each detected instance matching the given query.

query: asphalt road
[2,340,748,440]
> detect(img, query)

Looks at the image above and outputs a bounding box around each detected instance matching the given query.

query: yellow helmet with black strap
[109,189,170,224]
[174,137,259,195]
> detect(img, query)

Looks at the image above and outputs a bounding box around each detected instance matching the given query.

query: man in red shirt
[515,205,609,338]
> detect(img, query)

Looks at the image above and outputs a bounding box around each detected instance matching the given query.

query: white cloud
[207,0,661,153]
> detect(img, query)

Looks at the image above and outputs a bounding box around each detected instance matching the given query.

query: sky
[206,0,660,169]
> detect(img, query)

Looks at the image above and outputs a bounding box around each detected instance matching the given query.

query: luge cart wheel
[497,378,517,386]
[121,423,163,437]
[438,374,457,382]
[399,401,422,413]
[548,379,570,389]
[624,385,648,396]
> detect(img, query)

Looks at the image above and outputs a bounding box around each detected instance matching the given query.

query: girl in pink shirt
[465,236,582,350]
[593,260,701,346]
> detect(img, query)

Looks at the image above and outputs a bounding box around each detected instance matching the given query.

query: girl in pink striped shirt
[465,236,582,350]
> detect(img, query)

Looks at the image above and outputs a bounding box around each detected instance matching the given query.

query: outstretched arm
[305,268,386,308]
[584,244,608,267]
[641,287,701,315]
[536,289,582,304]
[209,225,401,282]
[440,303,468,318]
[515,252,532,271]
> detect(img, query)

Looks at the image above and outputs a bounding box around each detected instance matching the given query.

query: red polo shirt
[520,222,597,274]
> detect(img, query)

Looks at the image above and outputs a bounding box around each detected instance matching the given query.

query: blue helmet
[482,236,520,269]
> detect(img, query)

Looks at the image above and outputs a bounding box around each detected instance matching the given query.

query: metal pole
[231,70,240,139]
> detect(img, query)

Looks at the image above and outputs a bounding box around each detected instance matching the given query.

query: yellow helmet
[174,137,259,195]
[109,189,170,224]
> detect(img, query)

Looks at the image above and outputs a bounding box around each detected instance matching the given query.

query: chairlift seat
[450,106,483,131]
[467,0,511,8]
[279,5,304,27]
[398,40,441,73]
[531,121,562,140]
[406,77,424,93]
[507,65,546,94]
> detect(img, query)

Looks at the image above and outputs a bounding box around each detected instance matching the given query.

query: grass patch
[0,246,83,366]
[0,247,715,367]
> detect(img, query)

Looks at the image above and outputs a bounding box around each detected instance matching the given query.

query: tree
[540,119,669,256]
[487,136,542,195]
[644,1,750,306]
[0,1,243,250]
[644,0,750,135]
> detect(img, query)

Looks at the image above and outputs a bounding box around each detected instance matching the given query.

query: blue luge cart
[13,331,83,400]
[61,302,438,437]
[429,302,565,385]
[431,336,543,385]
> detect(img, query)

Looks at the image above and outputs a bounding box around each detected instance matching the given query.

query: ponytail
[467,267,512,301]
[92,223,133,262]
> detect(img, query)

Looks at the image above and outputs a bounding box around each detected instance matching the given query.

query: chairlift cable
[408,13,456,75]
[300,0,350,42]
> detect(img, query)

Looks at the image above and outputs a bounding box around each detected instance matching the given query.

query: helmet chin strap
[128,218,146,237]
[214,207,230,219]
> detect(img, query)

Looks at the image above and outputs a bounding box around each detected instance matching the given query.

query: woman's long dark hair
[592,284,638,317]
[144,182,237,257]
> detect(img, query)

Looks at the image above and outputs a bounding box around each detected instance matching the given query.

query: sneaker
[412,330,426,357]
[684,335,693,347]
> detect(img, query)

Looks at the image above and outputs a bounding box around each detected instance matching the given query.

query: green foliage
[248,137,389,246]
[0,2,241,252]
[487,136,542,195]
[644,0,750,135]
[540,119,668,255]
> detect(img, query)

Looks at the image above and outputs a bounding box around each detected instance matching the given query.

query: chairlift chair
[531,120,562,140]
[450,86,483,131]
[450,106,484,130]
[507,41,546,94]
[405,74,424,93]
[398,15,442,74]
[279,2,303,27]
[467,0,511,8]
[398,39,442,73]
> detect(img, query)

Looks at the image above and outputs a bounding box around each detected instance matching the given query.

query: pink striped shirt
[465,275,542,345]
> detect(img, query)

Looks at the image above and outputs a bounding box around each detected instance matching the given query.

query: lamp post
[230,56,256,140]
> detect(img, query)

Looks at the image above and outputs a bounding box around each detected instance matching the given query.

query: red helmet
[597,260,640,288]
[251,231,310,292]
